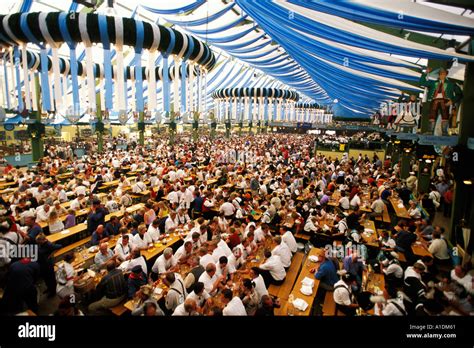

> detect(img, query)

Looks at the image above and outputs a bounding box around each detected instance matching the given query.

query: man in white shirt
[175,241,193,264]
[151,248,178,276]
[198,246,215,269]
[70,194,86,211]
[249,267,269,302]
[450,265,473,294]
[271,236,292,268]
[186,281,210,309]
[257,250,286,287]
[125,250,148,274]
[35,204,52,223]
[167,188,181,206]
[333,273,359,316]
[172,298,198,316]
[133,225,153,250]
[164,272,187,314]
[198,263,223,295]
[147,219,162,242]
[304,216,319,233]
[219,200,236,217]
[164,211,179,233]
[428,231,450,264]
[281,228,298,253]
[338,191,350,210]
[221,289,247,316]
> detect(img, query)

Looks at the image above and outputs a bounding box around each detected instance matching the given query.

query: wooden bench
[110,303,129,316]
[274,299,287,316]
[268,252,304,300]
[53,236,90,258]
[294,232,310,241]
[322,291,345,316]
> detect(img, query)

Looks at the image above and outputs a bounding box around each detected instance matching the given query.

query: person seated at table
[304,216,320,234]
[343,252,365,290]
[91,225,110,246]
[393,224,417,265]
[163,272,188,315]
[48,211,64,234]
[114,234,132,262]
[416,218,435,241]
[172,298,199,316]
[127,265,148,299]
[338,191,350,211]
[132,176,147,194]
[105,216,122,237]
[256,250,286,287]
[94,243,117,268]
[151,247,178,279]
[346,206,363,231]
[332,213,348,240]
[375,287,407,316]
[175,241,194,264]
[147,218,162,242]
[184,256,206,292]
[105,194,119,213]
[125,249,148,274]
[157,201,170,219]
[144,203,156,226]
[216,255,236,283]
[428,230,451,268]
[380,252,404,289]
[132,209,145,225]
[176,208,190,226]
[186,281,211,312]
[255,294,281,316]
[132,224,152,250]
[333,273,359,316]
[164,211,179,233]
[120,211,133,229]
[408,200,422,220]
[88,262,127,315]
[240,278,259,316]
[70,193,86,212]
[403,261,427,304]
[52,200,67,217]
[369,193,385,218]
[377,229,396,259]
[198,263,224,296]
[131,285,165,316]
[271,236,292,269]
[221,288,247,316]
[310,252,339,292]
[120,192,133,207]
[55,252,77,299]
[35,203,51,223]
[449,265,473,295]
[280,226,297,254]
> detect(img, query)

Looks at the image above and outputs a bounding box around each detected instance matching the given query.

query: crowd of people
[0,132,471,317]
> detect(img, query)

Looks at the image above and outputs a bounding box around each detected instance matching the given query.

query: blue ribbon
[134,20,145,112]
[40,48,51,111]
[99,14,113,110]
[180,35,194,113]
[3,56,11,109]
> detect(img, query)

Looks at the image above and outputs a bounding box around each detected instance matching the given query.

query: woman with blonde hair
[49,211,65,234]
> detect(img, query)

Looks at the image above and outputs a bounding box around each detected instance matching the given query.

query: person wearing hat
[420,67,463,135]
[333,272,359,316]
[127,265,148,299]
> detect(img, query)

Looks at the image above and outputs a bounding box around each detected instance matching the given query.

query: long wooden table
[47,203,144,244]
[389,197,410,219]
[361,220,379,247]
[280,247,324,316]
